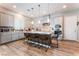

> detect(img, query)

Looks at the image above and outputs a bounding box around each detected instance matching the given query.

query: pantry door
[77,16,79,41]
[77,24,79,41]
[64,16,77,40]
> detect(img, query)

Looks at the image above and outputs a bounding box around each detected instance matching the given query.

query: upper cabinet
[8,15,14,27]
[0,13,14,27]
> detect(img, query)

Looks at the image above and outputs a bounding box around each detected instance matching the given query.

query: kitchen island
[24,31,58,52]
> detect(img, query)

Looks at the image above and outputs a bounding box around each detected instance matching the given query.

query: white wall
[33,15,63,32]
[33,16,52,32]
[33,10,79,40]
[14,15,32,30]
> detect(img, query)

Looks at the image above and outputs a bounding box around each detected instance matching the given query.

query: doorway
[77,16,79,41]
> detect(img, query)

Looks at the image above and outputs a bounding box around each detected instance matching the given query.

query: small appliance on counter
[0,26,14,32]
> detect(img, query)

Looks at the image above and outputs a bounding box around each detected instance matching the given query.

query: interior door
[77,24,79,41]
[64,16,77,40]
[77,16,79,41]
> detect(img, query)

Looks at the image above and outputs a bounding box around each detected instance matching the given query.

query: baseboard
[61,39,79,42]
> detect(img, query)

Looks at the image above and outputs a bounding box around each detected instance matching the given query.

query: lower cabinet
[12,34,19,40]
[0,31,24,44]
[18,32,24,39]
[0,33,12,44]
[12,32,24,41]
[12,32,19,41]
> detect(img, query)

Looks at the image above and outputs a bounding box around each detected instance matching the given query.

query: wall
[33,9,79,40]
[14,14,32,30]
[33,15,63,32]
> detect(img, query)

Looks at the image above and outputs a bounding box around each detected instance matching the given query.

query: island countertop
[24,31,53,35]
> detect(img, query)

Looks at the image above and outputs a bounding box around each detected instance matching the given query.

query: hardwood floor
[0,39,79,56]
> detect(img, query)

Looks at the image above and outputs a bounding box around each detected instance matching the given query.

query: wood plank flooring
[0,39,79,56]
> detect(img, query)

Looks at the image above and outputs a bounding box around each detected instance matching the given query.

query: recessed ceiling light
[13,5,16,8]
[31,14,34,17]
[31,21,34,24]
[38,20,40,24]
[17,14,22,17]
[63,5,67,8]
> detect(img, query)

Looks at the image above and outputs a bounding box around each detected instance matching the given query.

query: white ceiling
[1,3,79,18]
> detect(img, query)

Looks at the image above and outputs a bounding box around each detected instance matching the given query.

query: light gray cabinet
[0,35,12,43]
[0,32,12,44]
[18,32,24,39]
[12,34,19,40]
[0,13,7,26]
[12,32,19,41]
[8,15,14,26]
[0,13,14,26]
[12,32,24,41]
[0,31,24,44]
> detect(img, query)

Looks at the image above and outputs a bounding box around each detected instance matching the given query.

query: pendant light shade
[47,3,50,23]
[31,8,34,17]
[38,4,41,24]
[31,21,34,24]
[47,14,50,23]
[38,4,40,17]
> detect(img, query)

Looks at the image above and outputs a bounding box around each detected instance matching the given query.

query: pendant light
[31,8,34,24]
[31,8,34,29]
[47,3,50,23]
[31,8,34,17]
[38,4,41,24]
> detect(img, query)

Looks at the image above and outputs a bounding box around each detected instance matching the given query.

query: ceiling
[1,3,79,18]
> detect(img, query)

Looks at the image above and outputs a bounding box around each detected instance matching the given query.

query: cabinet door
[0,13,14,26]
[18,33,24,39]
[12,34,19,40]
[0,35,12,44]
[12,32,19,40]
[64,16,77,40]
[0,13,7,26]
[8,15,14,26]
